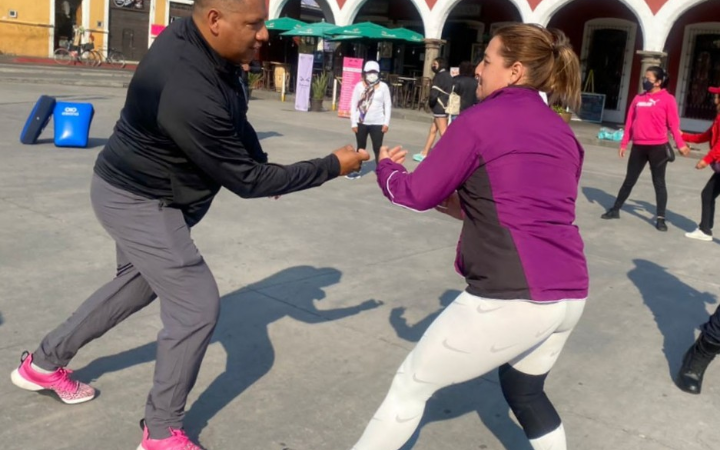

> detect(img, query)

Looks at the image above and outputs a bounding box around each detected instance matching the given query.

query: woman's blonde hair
[493,24,581,111]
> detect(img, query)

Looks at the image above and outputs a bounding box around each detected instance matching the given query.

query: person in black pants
[348,61,392,179]
[677,307,720,394]
[683,86,720,242]
[601,67,690,231]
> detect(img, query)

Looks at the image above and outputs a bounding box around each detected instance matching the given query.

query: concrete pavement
[0,78,718,450]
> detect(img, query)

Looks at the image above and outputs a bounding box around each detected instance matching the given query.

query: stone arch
[338,0,430,29]
[655,0,715,52]
[268,0,340,24]
[534,0,651,49]
[426,0,531,39]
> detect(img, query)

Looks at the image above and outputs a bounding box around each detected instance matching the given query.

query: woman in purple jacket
[351,24,588,450]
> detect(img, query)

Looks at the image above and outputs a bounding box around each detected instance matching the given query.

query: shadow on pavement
[73,265,382,441]
[628,259,716,378]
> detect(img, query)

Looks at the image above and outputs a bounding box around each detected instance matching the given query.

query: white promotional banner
[295,53,314,112]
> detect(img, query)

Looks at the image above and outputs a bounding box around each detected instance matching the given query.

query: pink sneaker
[10,351,95,405]
[137,420,205,450]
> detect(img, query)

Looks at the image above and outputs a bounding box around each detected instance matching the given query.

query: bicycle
[86,47,127,69]
[53,42,99,67]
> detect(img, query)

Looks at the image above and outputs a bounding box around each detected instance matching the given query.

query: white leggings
[352,291,586,450]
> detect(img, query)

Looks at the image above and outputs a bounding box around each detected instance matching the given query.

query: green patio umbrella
[280,22,338,38]
[326,22,403,41]
[265,17,307,32]
[391,27,425,44]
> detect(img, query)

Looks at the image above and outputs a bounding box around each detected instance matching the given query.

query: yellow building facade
[0,0,176,60]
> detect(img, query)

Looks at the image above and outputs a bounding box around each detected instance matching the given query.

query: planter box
[310,98,324,112]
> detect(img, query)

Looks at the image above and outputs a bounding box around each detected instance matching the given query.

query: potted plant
[311,72,329,112]
[247,72,263,99]
[552,104,572,123]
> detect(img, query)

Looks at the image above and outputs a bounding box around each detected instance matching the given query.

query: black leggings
[699,173,720,235]
[613,144,669,217]
[356,124,385,161]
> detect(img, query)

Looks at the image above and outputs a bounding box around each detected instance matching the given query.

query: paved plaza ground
[0,69,718,450]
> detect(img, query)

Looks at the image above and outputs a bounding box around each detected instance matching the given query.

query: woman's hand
[679,145,691,157]
[619,147,627,158]
[697,160,709,170]
[352,127,358,134]
[435,192,464,221]
[382,125,389,133]
[378,146,407,164]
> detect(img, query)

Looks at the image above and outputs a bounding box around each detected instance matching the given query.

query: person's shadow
[0,312,4,327]
[628,259,717,378]
[389,289,533,450]
[582,187,696,231]
[73,265,382,441]
[257,131,283,140]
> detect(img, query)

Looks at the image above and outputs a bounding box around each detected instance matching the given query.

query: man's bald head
[192,0,268,64]
[194,0,248,12]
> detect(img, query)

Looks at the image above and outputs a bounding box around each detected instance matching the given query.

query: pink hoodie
[620,89,686,149]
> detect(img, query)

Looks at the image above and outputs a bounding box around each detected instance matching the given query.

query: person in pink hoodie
[601,66,690,231]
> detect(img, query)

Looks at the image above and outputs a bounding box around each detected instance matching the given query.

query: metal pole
[281,71,287,102]
[332,77,338,111]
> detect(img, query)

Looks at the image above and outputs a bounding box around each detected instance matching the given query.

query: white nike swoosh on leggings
[395,413,422,423]
[442,339,471,354]
[490,343,519,353]
[535,323,557,338]
[412,373,435,385]
[476,303,504,314]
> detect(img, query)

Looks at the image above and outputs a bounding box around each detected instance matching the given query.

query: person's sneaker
[345,172,361,180]
[656,218,668,232]
[601,209,620,220]
[10,351,95,405]
[412,153,426,162]
[138,420,205,450]
[685,228,713,241]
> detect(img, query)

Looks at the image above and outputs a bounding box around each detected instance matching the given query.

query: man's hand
[382,125,389,133]
[334,145,370,176]
[697,160,709,170]
[435,191,464,221]
[619,147,627,158]
[378,146,408,164]
[679,145,691,157]
[352,127,358,134]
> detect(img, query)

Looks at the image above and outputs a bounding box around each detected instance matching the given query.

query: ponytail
[647,66,670,89]
[494,24,582,111]
[548,29,581,112]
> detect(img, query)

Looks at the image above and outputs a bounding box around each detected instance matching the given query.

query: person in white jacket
[348,60,392,179]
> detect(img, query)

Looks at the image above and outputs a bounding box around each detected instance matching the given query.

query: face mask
[365,73,379,84]
[432,66,439,74]
[643,80,655,91]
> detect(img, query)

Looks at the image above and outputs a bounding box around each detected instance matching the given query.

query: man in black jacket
[10,0,368,449]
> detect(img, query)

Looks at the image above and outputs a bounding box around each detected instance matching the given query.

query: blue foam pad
[20,95,56,145]
[54,102,95,148]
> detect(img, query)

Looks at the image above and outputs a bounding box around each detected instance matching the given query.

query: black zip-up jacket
[453,76,478,113]
[428,69,454,116]
[95,18,340,225]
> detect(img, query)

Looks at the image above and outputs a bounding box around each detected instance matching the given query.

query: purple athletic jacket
[378,87,589,302]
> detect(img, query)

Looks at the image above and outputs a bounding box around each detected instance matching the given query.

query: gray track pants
[34,174,220,439]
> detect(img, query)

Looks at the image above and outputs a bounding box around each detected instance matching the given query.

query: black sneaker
[656,218,668,232]
[601,209,620,220]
